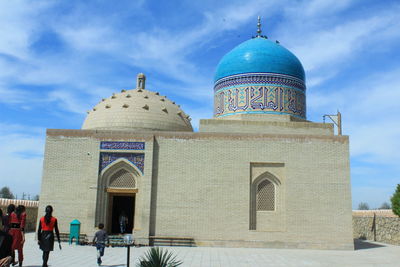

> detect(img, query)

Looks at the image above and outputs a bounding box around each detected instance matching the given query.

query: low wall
[0,198,39,232]
[353,210,400,245]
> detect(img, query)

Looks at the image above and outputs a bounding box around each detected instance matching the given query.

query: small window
[256,179,275,211]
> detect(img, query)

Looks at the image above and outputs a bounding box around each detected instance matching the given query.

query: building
[39,22,353,249]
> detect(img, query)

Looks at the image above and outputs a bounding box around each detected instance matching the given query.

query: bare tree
[358,202,369,210]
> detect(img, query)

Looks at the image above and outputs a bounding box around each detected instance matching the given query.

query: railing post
[127,245,131,267]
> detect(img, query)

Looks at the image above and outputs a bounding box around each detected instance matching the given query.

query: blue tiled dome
[213,36,307,119]
[214,37,305,82]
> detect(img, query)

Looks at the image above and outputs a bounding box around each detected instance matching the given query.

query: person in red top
[37,205,61,267]
[16,206,26,233]
[7,204,25,267]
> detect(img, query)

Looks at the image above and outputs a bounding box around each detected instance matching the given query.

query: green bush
[0,186,14,199]
[391,184,400,217]
[137,247,182,267]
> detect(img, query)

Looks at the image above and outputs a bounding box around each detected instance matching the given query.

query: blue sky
[0,0,399,208]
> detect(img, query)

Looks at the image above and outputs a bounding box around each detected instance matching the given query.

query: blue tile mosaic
[214,73,306,119]
[99,152,144,173]
[100,141,145,150]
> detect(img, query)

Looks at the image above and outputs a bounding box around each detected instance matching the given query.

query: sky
[0,0,399,209]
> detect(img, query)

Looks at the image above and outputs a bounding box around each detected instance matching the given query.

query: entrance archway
[95,159,140,233]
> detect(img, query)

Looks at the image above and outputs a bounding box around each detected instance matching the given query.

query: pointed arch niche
[249,163,286,232]
[95,158,142,233]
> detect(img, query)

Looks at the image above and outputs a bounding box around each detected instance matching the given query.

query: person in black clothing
[0,208,3,230]
[0,229,13,267]
[2,205,13,233]
[37,205,61,267]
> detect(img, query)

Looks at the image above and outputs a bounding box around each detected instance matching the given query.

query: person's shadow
[354,239,386,250]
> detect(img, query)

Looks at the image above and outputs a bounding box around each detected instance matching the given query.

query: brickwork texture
[39,118,353,250]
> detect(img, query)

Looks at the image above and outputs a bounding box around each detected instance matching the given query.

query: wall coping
[353,209,398,218]
[46,129,349,143]
[0,198,39,208]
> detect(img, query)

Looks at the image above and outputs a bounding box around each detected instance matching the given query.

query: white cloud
[308,68,400,165]
[0,1,51,59]
[125,0,280,83]
[308,19,395,73]
[58,26,119,53]
[47,89,89,114]
[0,85,31,104]
[288,0,355,18]
[276,2,400,86]
[0,123,45,197]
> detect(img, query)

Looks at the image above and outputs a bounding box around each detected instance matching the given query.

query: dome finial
[137,73,146,89]
[253,16,267,39]
[257,16,262,37]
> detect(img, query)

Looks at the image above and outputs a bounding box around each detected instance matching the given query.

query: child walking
[93,223,109,266]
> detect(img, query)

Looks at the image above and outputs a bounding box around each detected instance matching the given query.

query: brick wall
[150,133,353,249]
[40,128,353,250]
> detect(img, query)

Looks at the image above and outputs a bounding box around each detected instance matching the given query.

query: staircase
[59,233,196,247]
[108,235,128,247]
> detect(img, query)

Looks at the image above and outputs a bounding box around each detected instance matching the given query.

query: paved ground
[18,233,399,267]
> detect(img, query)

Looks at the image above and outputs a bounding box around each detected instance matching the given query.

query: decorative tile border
[214,85,306,118]
[214,72,306,92]
[214,73,306,119]
[100,141,145,150]
[100,152,145,174]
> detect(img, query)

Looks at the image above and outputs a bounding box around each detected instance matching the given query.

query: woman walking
[37,205,61,267]
[8,204,25,266]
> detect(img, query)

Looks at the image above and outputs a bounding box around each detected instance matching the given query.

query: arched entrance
[96,160,140,234]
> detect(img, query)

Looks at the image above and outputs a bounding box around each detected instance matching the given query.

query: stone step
[59,233,88,244]
[149,236,196,247]
[108,235,133,247]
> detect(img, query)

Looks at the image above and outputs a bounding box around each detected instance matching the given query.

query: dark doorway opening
[111,195,135,234]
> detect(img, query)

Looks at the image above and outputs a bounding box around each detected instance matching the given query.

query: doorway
[109,194,135,234]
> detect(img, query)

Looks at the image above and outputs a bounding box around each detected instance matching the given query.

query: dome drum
[214,72,306,119]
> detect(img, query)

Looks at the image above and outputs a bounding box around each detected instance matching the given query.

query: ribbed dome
[82,75,193,132]
[214,37,305,82]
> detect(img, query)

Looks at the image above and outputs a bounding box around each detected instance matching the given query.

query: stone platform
[18,233,399,267]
